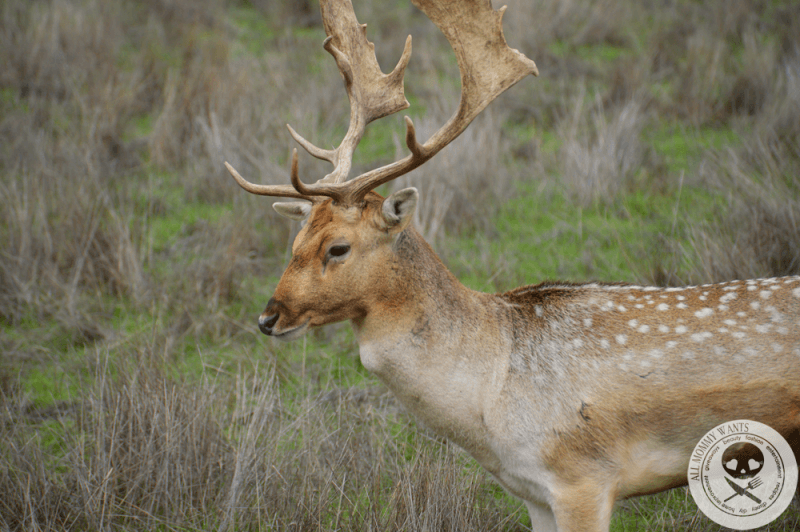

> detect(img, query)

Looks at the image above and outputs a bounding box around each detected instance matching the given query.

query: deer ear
[381,187,418,232]
[273,202,312,221]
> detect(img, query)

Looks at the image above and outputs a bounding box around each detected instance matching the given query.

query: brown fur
[260,198,800,532]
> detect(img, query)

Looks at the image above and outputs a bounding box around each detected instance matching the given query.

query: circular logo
[688,420,798,530]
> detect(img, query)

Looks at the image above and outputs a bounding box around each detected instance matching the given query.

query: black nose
[258,312,279,335]
[258,298,281,335]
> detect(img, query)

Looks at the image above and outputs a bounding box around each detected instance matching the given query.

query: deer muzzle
[258,298,280,335]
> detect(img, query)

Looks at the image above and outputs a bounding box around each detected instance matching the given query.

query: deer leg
[550,481,616,532]
[525,500,558,532]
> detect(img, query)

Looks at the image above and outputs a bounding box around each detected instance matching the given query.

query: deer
[224,0,800,530]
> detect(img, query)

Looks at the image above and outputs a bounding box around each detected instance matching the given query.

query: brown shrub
[557,88,649,206]
[0,164,145,325]
[687,59,800,282]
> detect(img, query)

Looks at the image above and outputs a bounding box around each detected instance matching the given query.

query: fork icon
[724,477,764,503]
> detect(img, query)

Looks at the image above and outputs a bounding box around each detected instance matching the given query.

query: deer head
[225,0,537,339]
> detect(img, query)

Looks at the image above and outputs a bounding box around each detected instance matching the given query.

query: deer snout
[258,298,280,335]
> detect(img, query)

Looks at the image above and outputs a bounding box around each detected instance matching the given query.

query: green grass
[140,173,229,252]
[647,123,741,175]
[2,0,798,529]
[448,182,725,292]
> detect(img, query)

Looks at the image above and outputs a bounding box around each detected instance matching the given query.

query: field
[1,0,800,530]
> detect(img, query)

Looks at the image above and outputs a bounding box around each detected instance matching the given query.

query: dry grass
[686,56,800,282]
[556,87,649,206]
[0,344,527,531]
[1,0,800,530]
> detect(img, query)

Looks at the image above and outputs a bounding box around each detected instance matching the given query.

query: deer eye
[327,244,351,259]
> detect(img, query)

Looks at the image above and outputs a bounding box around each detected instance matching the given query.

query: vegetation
[1,0,799,530]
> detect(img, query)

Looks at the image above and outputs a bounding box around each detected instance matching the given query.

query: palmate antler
[225,0,538,206]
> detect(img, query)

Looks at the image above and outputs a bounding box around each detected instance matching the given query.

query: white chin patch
[273,321,310,341]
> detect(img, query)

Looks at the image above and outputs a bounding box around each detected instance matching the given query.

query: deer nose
[258,298,280,335]
[258,311,279,335]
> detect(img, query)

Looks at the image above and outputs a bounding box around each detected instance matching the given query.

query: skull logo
[722,442,764,479]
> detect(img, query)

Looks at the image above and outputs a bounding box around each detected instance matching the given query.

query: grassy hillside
[1,0,799,530]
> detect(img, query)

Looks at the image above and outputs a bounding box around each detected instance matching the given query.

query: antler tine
[288,149,347,202]
[287,0,412,196]
[227,0,535,206]
[224,161,317,201]
[338,0,538,203]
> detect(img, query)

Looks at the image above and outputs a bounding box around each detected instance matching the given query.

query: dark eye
[329,244,350,258]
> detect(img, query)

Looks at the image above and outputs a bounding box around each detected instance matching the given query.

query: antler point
[224,161,243,181]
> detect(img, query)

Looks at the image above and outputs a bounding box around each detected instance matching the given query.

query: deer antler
[288,0,412,186]
[226,0,537,205]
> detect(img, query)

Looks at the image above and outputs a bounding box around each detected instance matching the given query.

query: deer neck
[353,226,486,354]
[352,227,510,462]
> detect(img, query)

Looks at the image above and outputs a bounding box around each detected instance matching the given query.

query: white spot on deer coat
[720,292,738,303]
[691,332,713,342]
[616,334,628,345]
[657,303,669,311]
[695,308,713,318]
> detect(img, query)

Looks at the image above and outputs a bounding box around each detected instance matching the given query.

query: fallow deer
[224,0,800,530]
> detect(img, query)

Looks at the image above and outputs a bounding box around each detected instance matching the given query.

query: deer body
[263,198,800,531]
[224,1,799,529]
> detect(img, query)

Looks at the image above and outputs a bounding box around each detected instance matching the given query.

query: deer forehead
[307,201,362,230]
[293,196,386,252]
